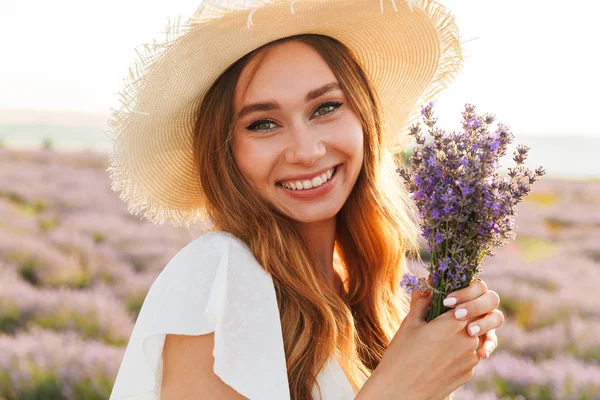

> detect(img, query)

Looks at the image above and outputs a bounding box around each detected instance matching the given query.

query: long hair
[193,34,422,399]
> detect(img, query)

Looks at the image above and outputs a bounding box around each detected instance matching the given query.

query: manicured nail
[443,297,457,307]
[485,349,490,358]
[468,325,480,336]
[455,308,468,319]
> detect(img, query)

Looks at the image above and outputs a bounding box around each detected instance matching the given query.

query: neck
[292,216,341,292]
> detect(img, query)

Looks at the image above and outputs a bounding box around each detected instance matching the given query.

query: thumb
[406,276,433,327]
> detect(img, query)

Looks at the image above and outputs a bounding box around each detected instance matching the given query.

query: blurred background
[0,0,599,399]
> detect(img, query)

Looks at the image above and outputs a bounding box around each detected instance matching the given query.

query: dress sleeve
[109,231,291,400]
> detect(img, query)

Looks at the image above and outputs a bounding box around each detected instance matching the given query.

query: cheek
[232,136,278,187]
[333,117,364,160]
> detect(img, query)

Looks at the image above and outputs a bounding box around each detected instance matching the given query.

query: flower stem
[426,281,450,322]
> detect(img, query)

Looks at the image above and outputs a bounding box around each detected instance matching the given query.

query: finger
[443,278,488,308]
[465,309,504,339]
[453,290,501,321]
[477,334,485,353]
[406,277,433,327]
[420,274,433,295]
[478,329,499,359]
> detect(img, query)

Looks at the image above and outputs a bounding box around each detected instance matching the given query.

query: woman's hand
[356,276,505,400]
[440,278,504,360]
[359,277,483,400]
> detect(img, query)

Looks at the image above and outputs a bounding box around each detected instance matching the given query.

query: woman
[108,1,504,399]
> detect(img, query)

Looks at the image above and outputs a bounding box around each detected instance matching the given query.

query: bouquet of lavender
[398,102,545,322]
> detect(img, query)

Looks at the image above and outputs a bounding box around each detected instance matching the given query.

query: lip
[277,164,339,183]
[277,164,342,200]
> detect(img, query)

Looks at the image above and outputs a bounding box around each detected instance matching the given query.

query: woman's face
[232,40,364,224]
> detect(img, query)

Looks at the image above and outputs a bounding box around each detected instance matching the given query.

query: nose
[283,123,326,166]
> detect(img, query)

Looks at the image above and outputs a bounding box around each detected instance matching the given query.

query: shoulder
[154,230,253,289]
[140,230,259,326]
[183,229,249,252]
[167,230,251,267]
[109,230,289,399]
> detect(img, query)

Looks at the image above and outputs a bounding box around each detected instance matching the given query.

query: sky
[0,0,598,137]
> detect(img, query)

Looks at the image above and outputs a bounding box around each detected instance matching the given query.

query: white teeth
[280,166,337,190]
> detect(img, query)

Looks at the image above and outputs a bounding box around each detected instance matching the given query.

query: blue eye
[245,101,344,132]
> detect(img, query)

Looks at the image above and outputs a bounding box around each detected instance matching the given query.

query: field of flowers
[0,148,599,399]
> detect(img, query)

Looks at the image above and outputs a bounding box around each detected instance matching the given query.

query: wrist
[354,367,408,400]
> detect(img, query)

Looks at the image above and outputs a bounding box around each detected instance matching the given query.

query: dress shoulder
[109,230,291,400]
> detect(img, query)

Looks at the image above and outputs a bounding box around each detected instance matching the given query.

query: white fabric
[109,230,360,400]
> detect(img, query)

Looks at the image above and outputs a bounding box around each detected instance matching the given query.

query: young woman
[108,1,504,399]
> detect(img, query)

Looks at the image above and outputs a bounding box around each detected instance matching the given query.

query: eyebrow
[236,82,341,121]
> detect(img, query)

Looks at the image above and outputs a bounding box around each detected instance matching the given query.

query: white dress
[109,230,366,400]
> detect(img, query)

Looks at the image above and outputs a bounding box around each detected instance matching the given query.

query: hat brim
[107,0,463,226]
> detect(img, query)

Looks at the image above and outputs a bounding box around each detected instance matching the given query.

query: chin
[283,203,344,224]
[289,212,337,224]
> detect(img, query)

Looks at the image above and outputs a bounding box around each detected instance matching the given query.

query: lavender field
[0,148,599,399]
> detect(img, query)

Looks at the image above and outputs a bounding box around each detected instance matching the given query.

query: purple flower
[399,102,546,322]
[410,190,425,201]
[438,260,448,271]
[435,232,444,244]
[490,138,500,151]
[461,185,474,196]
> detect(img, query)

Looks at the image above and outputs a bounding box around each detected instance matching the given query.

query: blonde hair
[193,34,422,399]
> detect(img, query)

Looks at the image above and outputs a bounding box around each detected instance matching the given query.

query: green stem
[426,277,451,322]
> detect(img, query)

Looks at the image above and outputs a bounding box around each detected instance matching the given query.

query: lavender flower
[471,351,600,398]
[0,262,134,345]
[398,103,546,321]
[0,326,124,399]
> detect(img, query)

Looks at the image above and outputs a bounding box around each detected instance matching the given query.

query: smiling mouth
[277,164,340,190]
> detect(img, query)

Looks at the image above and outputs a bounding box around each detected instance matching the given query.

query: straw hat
[106,0,464,227]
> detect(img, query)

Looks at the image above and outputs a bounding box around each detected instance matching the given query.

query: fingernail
[443,297,457,307]
[455,308,468,319]
[485,349,490,358]
[468,325,480,336]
